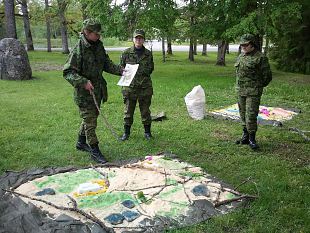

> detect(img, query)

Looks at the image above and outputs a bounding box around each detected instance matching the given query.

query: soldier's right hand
[84,80,94,93]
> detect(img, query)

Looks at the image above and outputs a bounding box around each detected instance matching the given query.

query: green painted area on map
[159,185,183,199]
[78,192,136,209]
[33,169,102,193]
[178,171,203,179]
[156,158,188,170]
[166,178,178,186]
[157,201,188,217]
[226,193,237,199]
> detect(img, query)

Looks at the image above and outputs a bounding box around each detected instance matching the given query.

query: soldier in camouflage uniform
[235,34,272,150]
[119,29,154,141]
[63,19,122,163]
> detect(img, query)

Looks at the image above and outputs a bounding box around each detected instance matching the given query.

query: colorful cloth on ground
[209,104,298,126]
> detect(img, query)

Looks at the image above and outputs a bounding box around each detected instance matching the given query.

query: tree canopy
[0,0,308,73]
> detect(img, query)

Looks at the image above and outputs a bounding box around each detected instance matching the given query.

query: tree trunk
[20,0,34,51]
[161,37,166,62]
[189,38,194,61]
[226,44,229,54]
[216,40,228,66]
[264,36,269,56]
[57,0,69,54]
[254,34,263,52]
[45,0,52,52]
[202,43,207,56]
[0,20,4,39]
[167,37,172,55]
[4,0,17,39]
[193,40,197,55]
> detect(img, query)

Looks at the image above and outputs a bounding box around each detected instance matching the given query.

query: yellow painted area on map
[73,179,109,197]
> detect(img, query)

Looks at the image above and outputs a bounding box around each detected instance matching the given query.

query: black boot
[249,132,259,150]
[76,135,92,152]
[90,144,108,164]
[144,124,152,140]
[120,125,131,141]
[236,127,249,145]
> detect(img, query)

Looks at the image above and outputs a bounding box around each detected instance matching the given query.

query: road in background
[34,41,240,52]
[107,40,240,52]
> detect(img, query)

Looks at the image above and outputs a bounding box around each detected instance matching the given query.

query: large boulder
[0,38,32,80]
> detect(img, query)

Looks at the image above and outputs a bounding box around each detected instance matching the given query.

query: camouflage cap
[133,29,145,38]
[82,19,102,33]
[240,34,255,45]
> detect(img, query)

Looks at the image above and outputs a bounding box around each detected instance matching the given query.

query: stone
[35,188,55,196]
[104,213,124,225]
[0,38,32,80]
[138,218,155,227]
[122,210,140,222]
[192,184,210,197]
[121,199,135,209]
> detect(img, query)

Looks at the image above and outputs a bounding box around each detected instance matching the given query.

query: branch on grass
[289,127,310,142]
[214,194,257,207]
[3,189,114,233]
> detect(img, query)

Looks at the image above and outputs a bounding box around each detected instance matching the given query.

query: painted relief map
[15,155,248,232]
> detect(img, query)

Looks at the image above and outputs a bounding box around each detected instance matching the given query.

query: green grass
[0,51,309,232]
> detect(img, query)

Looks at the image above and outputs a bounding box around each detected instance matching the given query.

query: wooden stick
[3,189,114,233]
[214,195,257,207]
[289,127,310,141]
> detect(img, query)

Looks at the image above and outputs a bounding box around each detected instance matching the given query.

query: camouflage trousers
[122,87,153,126]
[78,106,99,146]
[238,95,261,133]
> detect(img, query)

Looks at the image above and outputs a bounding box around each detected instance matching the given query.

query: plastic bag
[184,85,206,120]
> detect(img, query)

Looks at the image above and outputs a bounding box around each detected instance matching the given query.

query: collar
[80,33,101,48]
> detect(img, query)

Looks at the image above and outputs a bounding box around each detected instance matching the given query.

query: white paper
[117,64,139,86]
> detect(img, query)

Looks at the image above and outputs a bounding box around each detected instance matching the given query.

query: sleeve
[261,56,272,87]
[102,48,122,76]
[120,52,127,68]
[63,45,88,88]
[144,53,154,76]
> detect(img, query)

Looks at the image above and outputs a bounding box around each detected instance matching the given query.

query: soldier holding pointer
[63,19,123,163]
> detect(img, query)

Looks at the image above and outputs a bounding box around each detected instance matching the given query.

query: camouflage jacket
[235,49,272,96]
[63,33,122,107]
[120,46,154,90]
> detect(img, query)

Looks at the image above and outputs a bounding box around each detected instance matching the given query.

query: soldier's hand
[84,80,94,93]
[121,67,129,76]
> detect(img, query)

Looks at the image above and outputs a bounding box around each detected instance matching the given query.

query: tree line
[0,0,309,74]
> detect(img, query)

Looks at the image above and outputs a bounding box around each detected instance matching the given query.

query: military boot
[120,125,131,141]
[236,127,249,145]
[90,144,108,164]
[76,135,92,152]
[249,132,259,150]
[144,124,152,140]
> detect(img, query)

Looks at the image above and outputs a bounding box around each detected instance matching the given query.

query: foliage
[0,50,309,232]
[269,0,310,74]
[1,0,309,72]
[140,0,179,40]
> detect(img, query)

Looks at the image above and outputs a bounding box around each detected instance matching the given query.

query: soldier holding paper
[119,29,154,141]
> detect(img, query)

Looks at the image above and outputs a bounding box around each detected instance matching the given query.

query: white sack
[184,85,206,120]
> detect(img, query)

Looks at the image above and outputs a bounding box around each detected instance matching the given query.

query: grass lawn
[0,50,309,232]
